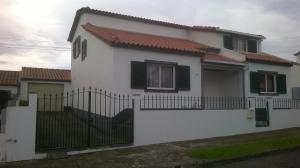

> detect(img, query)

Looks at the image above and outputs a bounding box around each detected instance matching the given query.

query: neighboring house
[68,7,293,98]
[291,52,300,98]
[0,71,19,98]
[0,67,71,101]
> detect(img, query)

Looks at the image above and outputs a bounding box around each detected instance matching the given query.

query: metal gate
[254,98,270,127]
[35,88,134,153]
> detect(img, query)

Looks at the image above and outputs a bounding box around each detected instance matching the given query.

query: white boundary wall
[134,98,300,146]
[0,94,45,162]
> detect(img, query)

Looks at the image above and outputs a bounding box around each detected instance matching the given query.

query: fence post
[87,87,91,147]
[132,94,141,146]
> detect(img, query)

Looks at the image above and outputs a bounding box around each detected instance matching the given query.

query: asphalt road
[212,150,300,168]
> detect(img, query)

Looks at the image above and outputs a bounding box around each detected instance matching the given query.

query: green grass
[187,134,300,160]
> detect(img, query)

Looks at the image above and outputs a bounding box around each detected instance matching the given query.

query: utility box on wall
[292,87,300,99]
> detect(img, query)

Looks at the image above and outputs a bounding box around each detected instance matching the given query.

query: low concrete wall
[134,100,300,146]
[0,94,46,162]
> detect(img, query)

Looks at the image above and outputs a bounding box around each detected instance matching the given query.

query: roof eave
[246,59,293,67]
[218,29,266,40]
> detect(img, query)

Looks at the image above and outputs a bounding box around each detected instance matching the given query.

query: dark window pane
[259,74,266,92]
[267,74,275,92]
[248,39,257,53]
[224,35,233,50]
[161,65,173,88]
[147,63,159,88]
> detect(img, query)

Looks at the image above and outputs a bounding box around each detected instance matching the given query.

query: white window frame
[146,63,176,90]
[259,73,277,94]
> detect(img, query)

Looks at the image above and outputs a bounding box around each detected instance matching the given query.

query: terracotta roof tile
[21,67,71,82]
[204,54,243,64]
[82,23,217,56]
[243,52,292,66]
[0,71,19,86]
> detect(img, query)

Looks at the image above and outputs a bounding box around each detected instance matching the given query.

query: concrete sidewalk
[0,128,300,168]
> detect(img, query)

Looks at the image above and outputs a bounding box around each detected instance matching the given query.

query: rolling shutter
[176,65,190,91]
[131,61,146,89]
[250,72,260,93]
[277,74,287,94]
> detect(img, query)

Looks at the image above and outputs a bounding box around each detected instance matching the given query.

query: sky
[0,0,299,70]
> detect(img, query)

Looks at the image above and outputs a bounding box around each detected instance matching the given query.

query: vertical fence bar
[87,87,91,147]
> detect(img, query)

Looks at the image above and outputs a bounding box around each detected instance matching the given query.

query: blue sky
[0,0,299,70]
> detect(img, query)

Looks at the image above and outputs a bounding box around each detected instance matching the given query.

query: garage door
[28,83,64,112]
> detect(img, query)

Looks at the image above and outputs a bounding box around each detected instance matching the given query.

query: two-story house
[68,7,293,99]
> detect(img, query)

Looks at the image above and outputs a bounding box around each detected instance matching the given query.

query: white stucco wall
[291,64,300,88]
[187,30,223,47]
[71,13,114,91]
[112,48,202,96]
[0,94,45,162]
[134,99,300,146]
[245,62,292,98]
[84,13,188,39]
[0,86,18,96]
[19,81,71,101]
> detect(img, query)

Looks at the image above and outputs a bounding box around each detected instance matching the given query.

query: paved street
[0,128,299,168]
[212,150,300,168]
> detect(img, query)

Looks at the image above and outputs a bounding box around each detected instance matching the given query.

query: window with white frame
[258,73,276,93]
[146,63,175,90]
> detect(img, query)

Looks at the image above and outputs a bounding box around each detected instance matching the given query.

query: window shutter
[277,74,287,94]
[250,72,260,93]
[224,35,233,50]
[131,61,146,89]
[247,39,257,53]
[176,65,190,91]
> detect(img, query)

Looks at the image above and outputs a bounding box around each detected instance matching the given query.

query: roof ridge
[22,67,71,71]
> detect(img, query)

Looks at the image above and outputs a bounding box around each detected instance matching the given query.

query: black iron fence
[140,95,247,110]
[36,88,134,153]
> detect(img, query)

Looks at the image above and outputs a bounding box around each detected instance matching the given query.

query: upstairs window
[223,35,258,53]
[248,39,258,53]
[72,36,81,59]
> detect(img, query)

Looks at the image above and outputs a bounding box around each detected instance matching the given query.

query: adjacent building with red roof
[0,67,71,100]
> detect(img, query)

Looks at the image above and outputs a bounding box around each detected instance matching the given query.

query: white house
[68,7,294,98]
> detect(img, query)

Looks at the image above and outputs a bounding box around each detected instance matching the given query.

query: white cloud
[0,0,299,70]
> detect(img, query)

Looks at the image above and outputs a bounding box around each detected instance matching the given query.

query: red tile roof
[21,67,71,82]
[204,54,243,64]
[0,71,19,86]
[243,52,293,66]
[82,23,219,56]
[68,7,218,41]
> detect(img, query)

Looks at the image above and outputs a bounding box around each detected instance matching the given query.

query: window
[232,38,246,52]
[258,73,276,93]
[146,63,175,90]
[72,36,81,59]
[82,39,87,61]
[248,39,257,53]
[223,35,258,53]
[131,61,190,91]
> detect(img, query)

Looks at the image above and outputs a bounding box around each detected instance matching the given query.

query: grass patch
[187,134,300,160]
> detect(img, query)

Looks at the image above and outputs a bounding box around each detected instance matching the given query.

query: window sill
[259,92,278,96]
[145,88,178,93]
